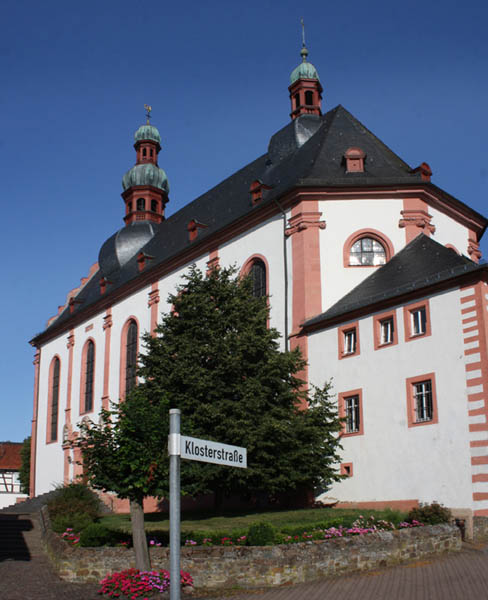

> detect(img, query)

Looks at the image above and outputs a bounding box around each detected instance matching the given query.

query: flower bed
[40,503,461,590]
[99,568,193,598]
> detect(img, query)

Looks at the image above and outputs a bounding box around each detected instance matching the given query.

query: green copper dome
[290,46,320,84]
[122,163,169,193]
[134,124,161,145]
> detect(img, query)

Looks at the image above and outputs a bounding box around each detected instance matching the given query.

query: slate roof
[32,105,487,343]
[304,235,484,329]
[0,442,23,470]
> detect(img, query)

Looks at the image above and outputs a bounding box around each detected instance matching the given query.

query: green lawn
[100,506,407,536]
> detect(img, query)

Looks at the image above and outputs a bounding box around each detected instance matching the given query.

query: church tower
[121,106,169,225]
[288,44,323,120]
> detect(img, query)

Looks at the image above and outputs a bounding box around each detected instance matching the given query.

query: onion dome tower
[121,105,169,225]
[289,25,323,120]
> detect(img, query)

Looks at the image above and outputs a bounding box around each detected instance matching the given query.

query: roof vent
[187,219,208,242]
[344,147,365,173]
[412,162,432,182]
[137,252,154,272]
[250,180,272,205]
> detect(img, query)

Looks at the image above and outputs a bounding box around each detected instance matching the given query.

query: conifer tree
[78,264,344,569]
[137,264,344,505]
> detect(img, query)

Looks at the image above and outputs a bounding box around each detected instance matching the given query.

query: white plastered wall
[429,206,471,258]
[308,286,474,509]
[219,213,288,348]
[70,312,107,423]
[35,331,69,495]
[318,198,405,311]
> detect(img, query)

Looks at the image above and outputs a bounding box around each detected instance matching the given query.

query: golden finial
[144,104,152,125]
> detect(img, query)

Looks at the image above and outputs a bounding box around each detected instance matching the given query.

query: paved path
[0,513,99,600]
[1,513,488,599]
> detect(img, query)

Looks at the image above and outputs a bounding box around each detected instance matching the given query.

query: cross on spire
[301,18,306,48]
[144,104,152,125]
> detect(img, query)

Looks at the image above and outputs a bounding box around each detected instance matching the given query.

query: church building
[30,44,488,522]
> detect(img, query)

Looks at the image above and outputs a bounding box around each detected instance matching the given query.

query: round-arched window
[249,259,267,298]
[349,237,386,266]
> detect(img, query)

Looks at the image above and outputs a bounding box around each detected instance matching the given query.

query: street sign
[168,410,248,600]
[180,435,247,468]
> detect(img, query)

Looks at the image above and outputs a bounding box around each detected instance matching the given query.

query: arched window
[125,320,138,394]
[249,259,267,298]
[136,198,145,211]
[83,340,95,413]
[151,199,158,212]
[349,237,387,266]
[305,91,314,106]
[49,357,60,442]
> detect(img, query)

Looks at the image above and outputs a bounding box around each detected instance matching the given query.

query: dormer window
[344,147,365,173]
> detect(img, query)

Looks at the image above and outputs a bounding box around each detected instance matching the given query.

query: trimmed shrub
[247,521,276,546]
[79,523,115,547]
[407,502,451,525]
[51,512,95,534]
[48,483,100,521]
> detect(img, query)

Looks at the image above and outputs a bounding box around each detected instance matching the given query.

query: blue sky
[1,0,487,442]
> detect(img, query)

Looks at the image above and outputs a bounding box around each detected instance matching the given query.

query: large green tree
[78,264,344,569]
[137,265,344,505]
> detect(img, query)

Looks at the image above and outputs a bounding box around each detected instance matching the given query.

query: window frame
[80,339,95,415]
[343,229,394,268]
[120,317,140,400]
[340,462,354,477]
[403,299,431,342]
[338,322,360,359]
[406,372,438,427]
[338,389,364,437]
[47,356,61,444]
[241,254,270,300]
[373,309,398,350]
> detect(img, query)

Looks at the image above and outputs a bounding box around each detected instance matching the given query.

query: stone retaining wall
[39,507,462,590]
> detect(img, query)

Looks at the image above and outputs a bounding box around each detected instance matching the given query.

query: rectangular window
[404,300,431,342]
[380,318,394,344]
[413,380,433,422]
[373,310,398,350]
[411,308,426,336]
[344,329,356,354]
[345,395,360,433]
[338,322,360,359]
[338,389,363,436]
[406,373,438,427]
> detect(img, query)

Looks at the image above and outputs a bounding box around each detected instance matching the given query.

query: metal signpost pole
[169,409,181,600]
